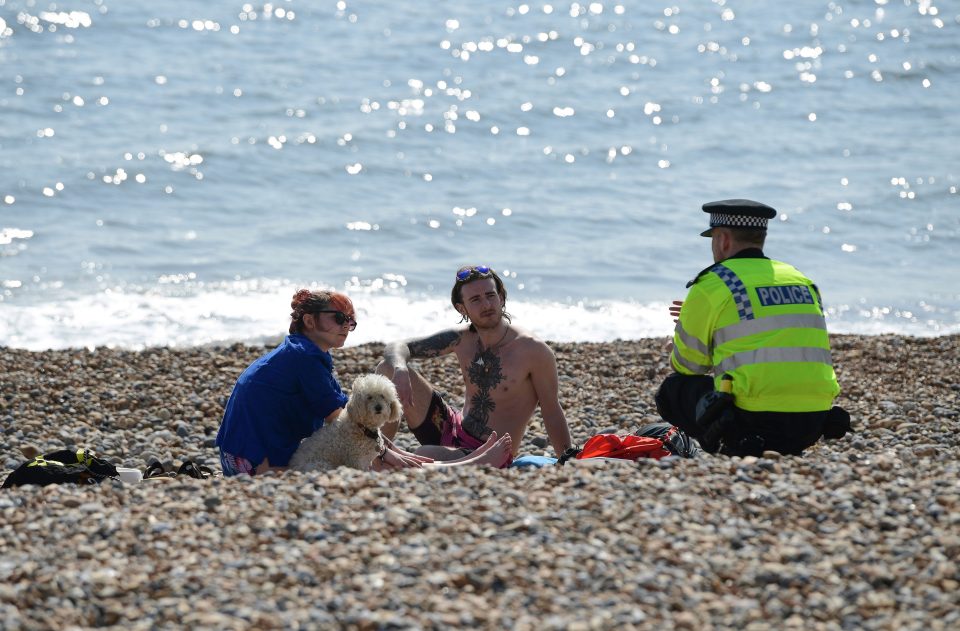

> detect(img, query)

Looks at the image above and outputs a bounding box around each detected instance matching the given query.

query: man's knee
[654,373,687,422]
[654,380,672,421]
[656,373,714,430]
[374,362,435,433]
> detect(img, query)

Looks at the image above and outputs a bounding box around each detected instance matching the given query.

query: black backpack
[634,423,705,459]
[2,448,119,488]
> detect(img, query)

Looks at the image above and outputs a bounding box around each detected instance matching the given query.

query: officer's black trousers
[654,372,830,457]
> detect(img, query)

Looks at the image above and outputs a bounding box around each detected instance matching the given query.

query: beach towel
[511,455,558,468]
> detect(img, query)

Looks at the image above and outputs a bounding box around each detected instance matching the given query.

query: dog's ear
[345,389,361,420]
[390,396,402,423]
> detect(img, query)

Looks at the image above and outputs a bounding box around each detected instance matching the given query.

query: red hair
[289,289,354,334]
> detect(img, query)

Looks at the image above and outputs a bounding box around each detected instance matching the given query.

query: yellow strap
[27,457,66,468]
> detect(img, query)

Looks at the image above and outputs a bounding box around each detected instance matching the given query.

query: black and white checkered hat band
[709,213,768,230]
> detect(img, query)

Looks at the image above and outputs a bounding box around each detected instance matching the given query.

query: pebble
[0,335,958,629]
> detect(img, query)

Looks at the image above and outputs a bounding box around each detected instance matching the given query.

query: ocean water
[1,0,958,350]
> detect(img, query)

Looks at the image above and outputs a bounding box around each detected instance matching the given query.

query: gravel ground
[1,335,958,630]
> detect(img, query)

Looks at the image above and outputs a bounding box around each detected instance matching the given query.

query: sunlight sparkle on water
[39,11,92,28]
[346,221,377,231]
[0,229,34,245]
[163,152,203,169]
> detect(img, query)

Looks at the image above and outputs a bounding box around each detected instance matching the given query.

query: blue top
[215,334,349,468]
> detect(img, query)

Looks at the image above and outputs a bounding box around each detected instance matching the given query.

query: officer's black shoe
[822,406,851,439]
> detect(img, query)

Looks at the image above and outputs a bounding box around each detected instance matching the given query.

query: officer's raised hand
[669,300,684,323]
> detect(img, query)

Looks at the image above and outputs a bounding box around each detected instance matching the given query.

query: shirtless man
[377,265,574,466]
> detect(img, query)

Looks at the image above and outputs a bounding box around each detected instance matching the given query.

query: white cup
[116,467,143,484]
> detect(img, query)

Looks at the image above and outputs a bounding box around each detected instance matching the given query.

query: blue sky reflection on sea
[0,0,957,349]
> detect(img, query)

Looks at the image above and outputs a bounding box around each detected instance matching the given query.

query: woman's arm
[371,438,435,470]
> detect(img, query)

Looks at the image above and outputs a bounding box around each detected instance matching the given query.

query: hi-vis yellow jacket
[671,252,840,413]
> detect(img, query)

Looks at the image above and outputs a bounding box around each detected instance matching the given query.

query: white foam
[0,283,955,351]
[0,282,676,350]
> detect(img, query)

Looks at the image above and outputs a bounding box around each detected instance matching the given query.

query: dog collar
[362,427,381,441]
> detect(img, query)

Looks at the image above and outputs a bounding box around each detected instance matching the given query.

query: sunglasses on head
[456,265,491,281]
[314,310,358,330]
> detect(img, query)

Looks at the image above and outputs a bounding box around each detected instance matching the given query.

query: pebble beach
[1,334,958,630]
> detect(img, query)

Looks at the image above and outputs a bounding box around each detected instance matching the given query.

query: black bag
[2,448,119,488]
[634,422,704,459]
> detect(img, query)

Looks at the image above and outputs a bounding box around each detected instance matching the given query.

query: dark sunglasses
[314,310,358,330]
[456,265,491,281]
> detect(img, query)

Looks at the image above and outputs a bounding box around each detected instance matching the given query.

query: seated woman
[216,289,511,476]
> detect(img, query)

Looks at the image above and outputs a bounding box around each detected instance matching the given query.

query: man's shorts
[411,391,485,454]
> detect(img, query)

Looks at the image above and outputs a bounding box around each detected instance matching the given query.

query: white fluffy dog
[289,374,402,472]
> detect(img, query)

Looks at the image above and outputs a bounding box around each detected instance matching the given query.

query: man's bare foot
[423,432,513,468]
[436,431,500,464]
[458,433,512,467]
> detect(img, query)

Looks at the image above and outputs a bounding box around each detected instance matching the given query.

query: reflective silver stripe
[672,345,712,375]
[717,347,833,373]
[713,314,827,347]
[675,320,710,357]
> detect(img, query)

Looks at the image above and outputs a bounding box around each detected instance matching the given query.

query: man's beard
[472,310,503,331]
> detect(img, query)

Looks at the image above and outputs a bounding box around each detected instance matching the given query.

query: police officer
[655,199,849,457]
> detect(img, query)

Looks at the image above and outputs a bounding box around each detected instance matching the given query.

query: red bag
[576,433,673,461]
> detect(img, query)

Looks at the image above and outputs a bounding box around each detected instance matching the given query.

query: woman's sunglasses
[456,265,491,281]
[314,310,358,330]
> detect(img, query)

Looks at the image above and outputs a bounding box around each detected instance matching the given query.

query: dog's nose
[375,404,383,413]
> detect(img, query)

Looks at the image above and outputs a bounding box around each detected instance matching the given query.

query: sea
[1,0,958,350]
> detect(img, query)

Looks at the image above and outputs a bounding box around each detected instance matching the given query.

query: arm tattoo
[462,346,504,440]
[407,329,462,359]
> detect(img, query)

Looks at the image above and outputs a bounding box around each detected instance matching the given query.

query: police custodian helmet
[700,199,777,237]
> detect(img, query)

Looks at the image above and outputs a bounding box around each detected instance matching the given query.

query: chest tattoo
[464,346,504,438]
